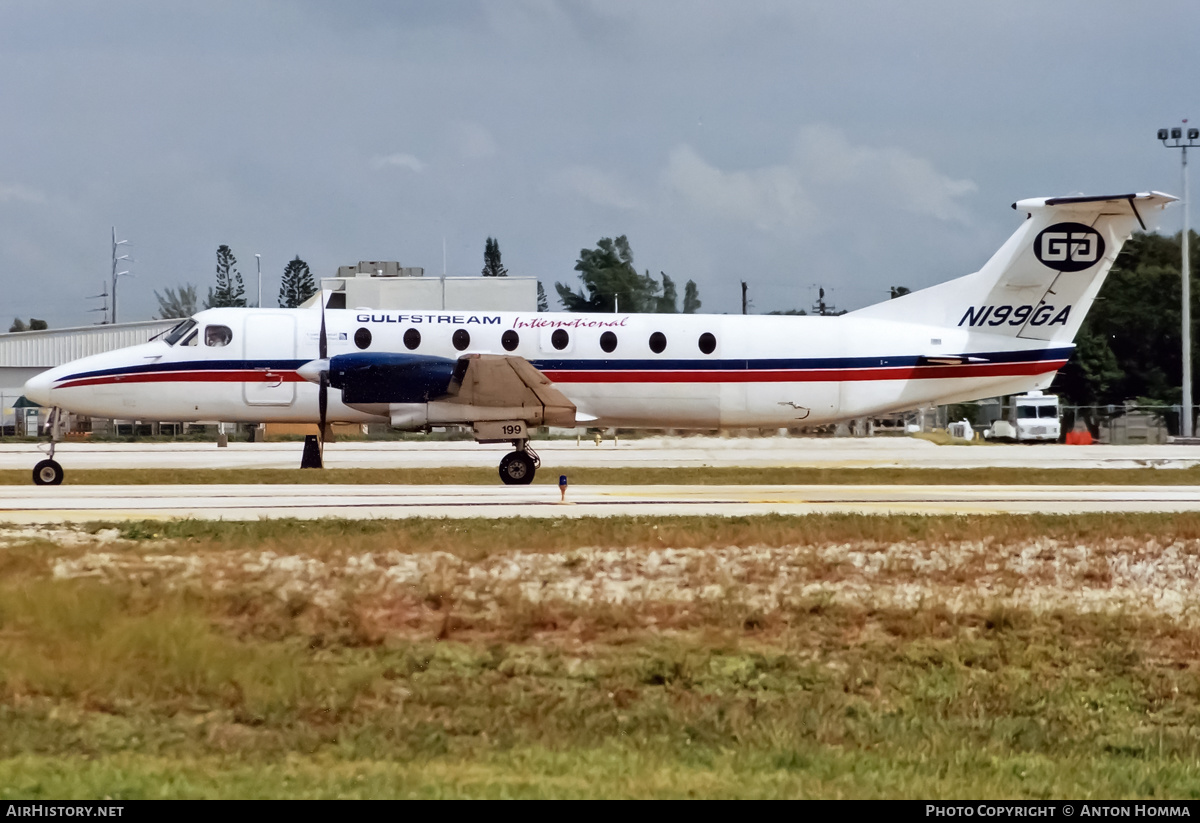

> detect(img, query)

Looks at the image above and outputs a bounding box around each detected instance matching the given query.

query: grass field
[4,465,1200,486]
[3,513,1200,798]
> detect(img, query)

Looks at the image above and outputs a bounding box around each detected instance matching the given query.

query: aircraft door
[242,315,297,406]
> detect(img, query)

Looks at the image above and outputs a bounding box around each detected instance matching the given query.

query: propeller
[318,291,329,464]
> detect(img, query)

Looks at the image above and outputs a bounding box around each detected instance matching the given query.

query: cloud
[370,153,426,173]
[663,145,818,234]
[662,125,977,237]
[0,183,47,205]
[550,166,644,211]
[791,125,977,222]
[453,122,498,160]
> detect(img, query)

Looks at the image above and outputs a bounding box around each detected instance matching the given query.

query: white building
[320,260,537,312]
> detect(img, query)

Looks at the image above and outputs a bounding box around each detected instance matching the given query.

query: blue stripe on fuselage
[58,347,1074,383]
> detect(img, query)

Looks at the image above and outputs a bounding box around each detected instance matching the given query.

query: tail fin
[851,191,1176,342]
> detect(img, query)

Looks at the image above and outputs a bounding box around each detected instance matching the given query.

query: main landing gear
[498,440,540,486]
[33,455,64,486]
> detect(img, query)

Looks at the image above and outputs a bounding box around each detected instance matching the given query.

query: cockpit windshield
[163,319,198,346]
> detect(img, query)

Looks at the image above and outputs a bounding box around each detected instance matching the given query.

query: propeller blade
[316,291,329,465]
[319,290,328,360]
[318,375,328,462]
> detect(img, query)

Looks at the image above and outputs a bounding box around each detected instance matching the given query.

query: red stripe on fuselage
[541,360,1067,383]
[53,359,1066,391]
[56,370,306,389]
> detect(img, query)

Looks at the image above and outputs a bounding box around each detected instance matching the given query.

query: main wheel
[498,451,536,485]
[32,459,64,486]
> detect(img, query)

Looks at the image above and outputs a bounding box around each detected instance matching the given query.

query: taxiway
[2,436,1200,471]
[4,483,1200,523]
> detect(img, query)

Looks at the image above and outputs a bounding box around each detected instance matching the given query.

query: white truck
[984,391,1061,442]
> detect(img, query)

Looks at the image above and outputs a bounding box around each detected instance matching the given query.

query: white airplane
[23,191,1175,486]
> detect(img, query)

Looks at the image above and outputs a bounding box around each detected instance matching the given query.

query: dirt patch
[49,535,1200,626]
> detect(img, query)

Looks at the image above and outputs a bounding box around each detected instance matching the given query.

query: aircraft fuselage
[26,306,1067,430]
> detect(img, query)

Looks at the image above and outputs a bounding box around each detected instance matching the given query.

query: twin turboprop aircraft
[23,191,1175,486]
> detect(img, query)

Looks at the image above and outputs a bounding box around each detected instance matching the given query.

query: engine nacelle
[329,353,455,404]
[388,400,569,430]
[388,404,429,430]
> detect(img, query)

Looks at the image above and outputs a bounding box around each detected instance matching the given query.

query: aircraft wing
[442,354,577,427]
[320,351,578,428]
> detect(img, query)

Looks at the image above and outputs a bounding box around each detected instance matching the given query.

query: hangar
[0,319,175,432]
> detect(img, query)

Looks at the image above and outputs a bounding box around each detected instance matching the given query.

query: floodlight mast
[1159,123,1200,436]
[109,227,130,325]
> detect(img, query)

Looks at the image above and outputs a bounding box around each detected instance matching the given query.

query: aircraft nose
[23,369,55,407]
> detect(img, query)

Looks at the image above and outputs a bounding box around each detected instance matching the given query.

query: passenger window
[354,328,372,350]
[698,332,716,354]
[205,325,233,347]
[600,331,617,353]
[649,332,667,353]
[182,330,198,347]
[502,330,519,351]
[453,329,470,351]
[404,328,421,350]
[551,329,569,350]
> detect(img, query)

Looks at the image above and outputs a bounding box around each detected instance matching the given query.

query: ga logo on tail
[1034,222,1105,271]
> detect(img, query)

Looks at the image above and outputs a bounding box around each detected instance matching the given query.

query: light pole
[255,254,261,308]
[110,227,130,324]
[1159,122,1200,437]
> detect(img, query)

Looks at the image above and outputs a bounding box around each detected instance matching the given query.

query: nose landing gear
[498,440,539,485]
[31,407,65,485]
[33,455,64,486]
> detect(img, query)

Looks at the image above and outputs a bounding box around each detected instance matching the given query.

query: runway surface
[4,483,1200,523]
[3,436,1200,471]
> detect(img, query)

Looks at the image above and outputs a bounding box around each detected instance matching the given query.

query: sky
[1,0,1197,328]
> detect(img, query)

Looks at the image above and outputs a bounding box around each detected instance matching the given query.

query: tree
[205,245,246,308]
[482,237,508,277]
[279,256,316,308]
[536,281,549,312]
[154,284,198,319]
[683,279,702,314]
[556,236,683,313]
[8,318,47,333]
[1053,320,1124,433]
[890,286,911,299]
[1052,229,1200,417]
[656,272,678,313]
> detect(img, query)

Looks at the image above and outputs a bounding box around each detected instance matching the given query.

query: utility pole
[255,254,262,308]
[741,281,748,315]
[1159,121,1200,436]
[87,281,109,324]
[110,227,130,324]
[811,286,838,316]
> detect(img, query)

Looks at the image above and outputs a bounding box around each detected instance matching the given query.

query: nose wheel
[498,442,539,485]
